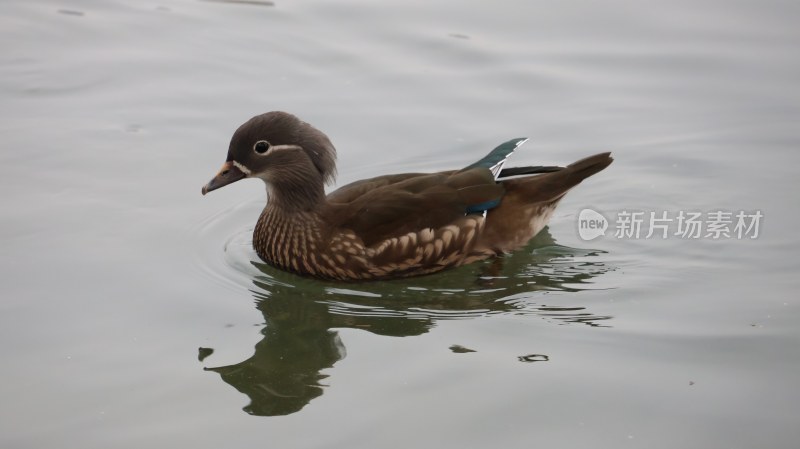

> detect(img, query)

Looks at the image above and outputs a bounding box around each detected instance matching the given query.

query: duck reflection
[205,296,346,416]
[204,228,614,416]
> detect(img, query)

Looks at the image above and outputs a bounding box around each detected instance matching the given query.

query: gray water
[2,0,799,447]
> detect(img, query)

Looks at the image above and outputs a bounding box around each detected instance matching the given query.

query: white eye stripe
[268,144,302,153]
[253,142,302,156]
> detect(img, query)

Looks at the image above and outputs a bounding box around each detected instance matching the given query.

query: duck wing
[324,139,532,247]
[325,170,501,246]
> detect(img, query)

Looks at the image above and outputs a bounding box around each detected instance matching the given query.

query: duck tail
[543,152,613,195]
[500,152,613,203]
[563,152,614,184]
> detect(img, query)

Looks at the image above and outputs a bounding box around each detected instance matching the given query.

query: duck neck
[254,181,327,273]
[265,175,326,213]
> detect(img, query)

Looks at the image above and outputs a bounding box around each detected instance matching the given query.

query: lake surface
[1,0,799,447]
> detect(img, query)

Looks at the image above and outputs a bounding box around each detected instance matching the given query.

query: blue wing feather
[460,138,528,215]
[465,198,501,215]
[463,138,529,179]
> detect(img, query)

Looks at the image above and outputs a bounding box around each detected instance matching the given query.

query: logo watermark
[577,208,609,240]
[577,208,762,241]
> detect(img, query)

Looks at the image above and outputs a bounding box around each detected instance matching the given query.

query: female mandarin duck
[202,111,612,281]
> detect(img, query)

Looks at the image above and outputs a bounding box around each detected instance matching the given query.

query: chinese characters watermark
[577,209,762,241]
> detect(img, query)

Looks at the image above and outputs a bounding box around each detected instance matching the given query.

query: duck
[202,111,612,281]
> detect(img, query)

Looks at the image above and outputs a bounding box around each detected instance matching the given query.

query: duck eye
[254,140,271,154]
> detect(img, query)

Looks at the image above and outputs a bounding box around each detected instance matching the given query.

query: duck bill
[202,161,247,195]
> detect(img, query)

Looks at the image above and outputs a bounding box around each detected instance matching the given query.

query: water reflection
[205,296,345,416]
[204,229,614,416]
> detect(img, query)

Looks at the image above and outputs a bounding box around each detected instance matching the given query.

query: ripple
[190,199,263,293]
[193,200,617,327]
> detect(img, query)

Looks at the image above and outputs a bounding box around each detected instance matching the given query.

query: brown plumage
[202,111,612,281]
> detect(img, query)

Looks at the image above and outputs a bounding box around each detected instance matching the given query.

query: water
[1,0,799,447]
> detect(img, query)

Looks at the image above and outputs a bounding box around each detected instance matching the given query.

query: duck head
[202,111,337,200]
